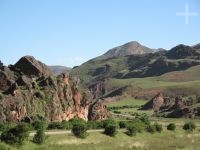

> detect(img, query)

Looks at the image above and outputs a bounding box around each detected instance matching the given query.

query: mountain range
[70,41,200,104]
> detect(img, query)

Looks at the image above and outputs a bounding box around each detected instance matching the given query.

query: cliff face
[0,56,109,122]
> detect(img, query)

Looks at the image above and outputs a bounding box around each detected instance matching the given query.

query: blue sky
[0,0,199,67]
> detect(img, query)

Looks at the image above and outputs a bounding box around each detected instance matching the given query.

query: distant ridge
[48,65,71,75]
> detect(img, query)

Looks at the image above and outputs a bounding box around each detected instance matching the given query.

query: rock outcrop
[0,56,109,122]
[141,93,164,112]
[14,56,52,76]
[142,93,200,118]
[88,100,110,120]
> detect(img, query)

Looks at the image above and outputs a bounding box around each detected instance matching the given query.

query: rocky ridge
[0,56,109,122]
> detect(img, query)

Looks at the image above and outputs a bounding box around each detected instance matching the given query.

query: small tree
[183,121,196,132]
[33,129,46,144]
[71,119,88,139]
[1,123,29,146]
[167,123,176,131]
[104,120,118,137]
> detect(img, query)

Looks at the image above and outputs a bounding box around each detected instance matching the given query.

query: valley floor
[2,129,200,150]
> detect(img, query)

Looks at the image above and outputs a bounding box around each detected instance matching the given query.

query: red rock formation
[0,56,109,122]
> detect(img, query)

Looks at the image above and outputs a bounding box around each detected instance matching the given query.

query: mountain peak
[93,41,155,61]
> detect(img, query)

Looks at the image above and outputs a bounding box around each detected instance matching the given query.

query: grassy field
[106,97,153,117]
[107,97,146,107]
[2,129,200,150]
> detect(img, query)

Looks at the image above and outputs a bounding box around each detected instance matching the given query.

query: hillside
[0,56,108,122]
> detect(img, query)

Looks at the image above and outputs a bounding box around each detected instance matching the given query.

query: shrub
[131,119,146,132]
[104,120,118,137]
[118,121,127,128]
[61,121,72,130]
[167,123,176,131]
[33,129,47,144]
[154,122,163,133]
[126,124,137,136]
[146,125,156,133]
[1,123,29,146]
[183,121,196,132]
[71,119,88,139]
[32,121,47,130]
[47,122,63,129]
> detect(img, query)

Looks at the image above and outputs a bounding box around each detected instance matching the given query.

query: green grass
[107,97,153,117]
[107,97,146,107]
[4,129,200,150]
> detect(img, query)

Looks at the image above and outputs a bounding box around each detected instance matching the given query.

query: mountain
[70,42,200,100]
[48,65,71,75]
[0,56,109,122]
[92,41,156,61]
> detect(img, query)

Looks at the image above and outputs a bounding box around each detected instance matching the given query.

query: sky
[0,0,200,67]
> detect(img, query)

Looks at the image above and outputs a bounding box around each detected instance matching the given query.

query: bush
[103,120,118,137]
[126,124,137,136]
[118,121,127,128]
[183,121,196,132]
[131,119,146,132]
[32,121,47,130]
[1,123,29,146]
[71,119,88,139]
[154,122,163,133]
[61,121,72,130]
[146,125,156,133]
[167,123,176,131]
[33,129,47,144]
[47,122,63,129]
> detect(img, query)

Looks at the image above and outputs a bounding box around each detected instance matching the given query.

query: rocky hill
[0,56,109,122]
[92,41,156,61]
